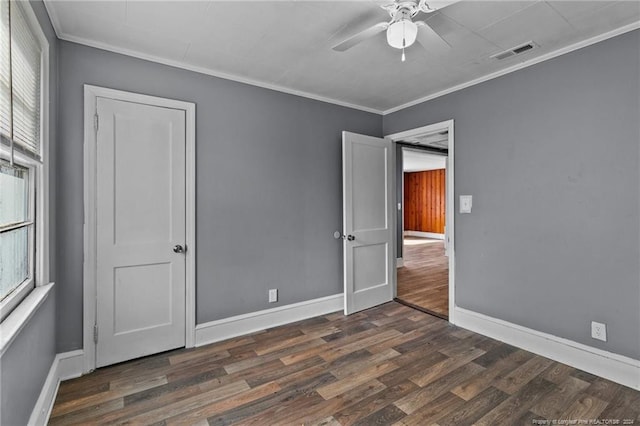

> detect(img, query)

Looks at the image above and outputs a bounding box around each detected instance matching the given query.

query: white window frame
[0,0,50,324]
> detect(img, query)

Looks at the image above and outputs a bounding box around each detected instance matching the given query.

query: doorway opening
[398,148,448,318]
[387,120,455,322]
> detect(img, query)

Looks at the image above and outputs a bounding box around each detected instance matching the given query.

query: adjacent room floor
[397,236,449,318]
[49,302,640,425]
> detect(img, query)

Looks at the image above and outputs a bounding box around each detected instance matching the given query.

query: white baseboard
[396,258,404,268]
[454,307,640,390]
[195,294,343,347]
[404,231,445,240]
[29,295,343,424]
[29,350,84,425]
[57,350,84,381]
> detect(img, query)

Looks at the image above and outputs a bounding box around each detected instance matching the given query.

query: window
[0,0,48,321]
[0,162,33,297]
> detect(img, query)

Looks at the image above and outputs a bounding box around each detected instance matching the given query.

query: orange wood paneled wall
[404,169,446,234]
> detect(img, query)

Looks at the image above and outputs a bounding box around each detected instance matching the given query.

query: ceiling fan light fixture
[386,19,418,49]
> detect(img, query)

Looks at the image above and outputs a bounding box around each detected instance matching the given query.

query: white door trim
[386,119,456,324]
[82,85,196,373]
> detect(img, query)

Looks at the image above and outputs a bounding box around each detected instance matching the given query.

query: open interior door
[342,131,394,315]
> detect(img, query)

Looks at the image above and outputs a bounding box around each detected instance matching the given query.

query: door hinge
[93,324,98,343]
[94,113,99,132]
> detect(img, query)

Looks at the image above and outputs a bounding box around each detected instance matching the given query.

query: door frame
[386,119,456,324]
[82,85,196,373]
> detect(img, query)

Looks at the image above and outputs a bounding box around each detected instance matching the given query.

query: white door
[342,131,394,314]
[95,97,186,367]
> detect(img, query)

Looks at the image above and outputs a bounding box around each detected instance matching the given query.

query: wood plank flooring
[397,237,448,317]
[50,303,640,425]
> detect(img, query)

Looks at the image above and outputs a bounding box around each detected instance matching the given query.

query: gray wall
[0,293,56,426]
[56,42,381,352]
[0,1,58,424]
[384,30,640,359]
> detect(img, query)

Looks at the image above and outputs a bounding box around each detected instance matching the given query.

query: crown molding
[42,1,639,117]
[42,1,382,114]
[382,21,640,115]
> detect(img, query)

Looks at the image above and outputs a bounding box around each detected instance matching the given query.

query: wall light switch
[460,195,473,213]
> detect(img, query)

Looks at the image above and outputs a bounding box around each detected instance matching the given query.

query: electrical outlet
[268,289,278,303]
[591,321,607,342]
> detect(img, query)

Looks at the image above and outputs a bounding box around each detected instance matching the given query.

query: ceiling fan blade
[332,22,389,52]
[415,21,451,53]
[419,0,461,13]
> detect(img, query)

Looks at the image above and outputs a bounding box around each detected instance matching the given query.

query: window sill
[0,283,54,357]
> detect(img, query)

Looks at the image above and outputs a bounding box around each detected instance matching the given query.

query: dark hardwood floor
[397,237,448,318]
[50,302,640,425]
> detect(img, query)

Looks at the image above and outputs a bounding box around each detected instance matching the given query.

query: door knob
[333,232,355,241]
[173,244,185,253]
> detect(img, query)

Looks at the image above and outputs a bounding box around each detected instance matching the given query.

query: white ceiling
[44,1,640,113]
[403,149,446,172]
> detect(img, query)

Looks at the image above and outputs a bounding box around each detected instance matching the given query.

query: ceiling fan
[332,0,453,62]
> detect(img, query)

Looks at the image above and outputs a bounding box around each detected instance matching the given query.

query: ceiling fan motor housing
[382,0,435,19]
[394,8,414,22]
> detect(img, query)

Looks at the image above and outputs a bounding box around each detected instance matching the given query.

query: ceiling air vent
[491,41,537,61]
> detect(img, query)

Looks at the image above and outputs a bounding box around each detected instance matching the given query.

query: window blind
[0,1,41,157]
[0,1,10,140]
